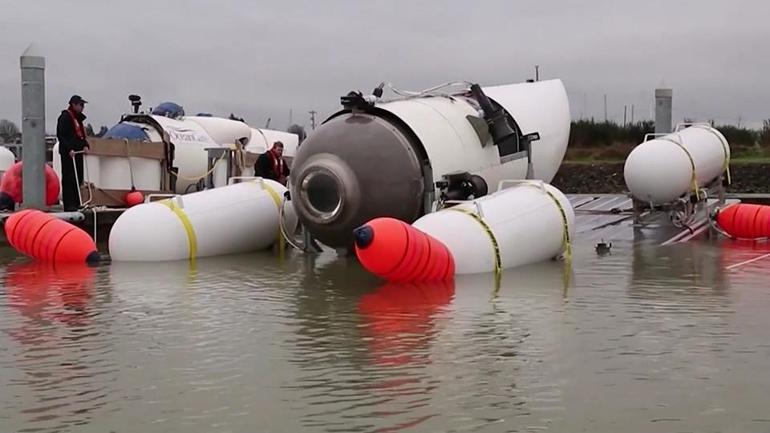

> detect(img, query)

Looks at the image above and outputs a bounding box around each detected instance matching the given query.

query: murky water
[2,239,770,432]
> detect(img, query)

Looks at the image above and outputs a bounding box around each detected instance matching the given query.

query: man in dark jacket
[56,95,90,211]
[255,141,290,185]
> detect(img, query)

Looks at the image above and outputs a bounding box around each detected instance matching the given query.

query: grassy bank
[552,160,770,194]
[566,119,770,163]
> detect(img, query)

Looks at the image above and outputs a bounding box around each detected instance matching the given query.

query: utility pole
[289,108,293,126]
[631,104,635,124]
[309,110,317,130]
[535,65,539,82]
[603,94,608,122]
[623,105,627,127]
[20,44,45,209]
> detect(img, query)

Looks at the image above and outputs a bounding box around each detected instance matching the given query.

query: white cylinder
[186,116,252,146]
[98,156,161,191]
[624,125,730,204]
[413,181,575,274]
[109,178,298,261]
[0,146,16,175]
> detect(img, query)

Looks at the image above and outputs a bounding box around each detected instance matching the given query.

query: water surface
[2,240,770,432]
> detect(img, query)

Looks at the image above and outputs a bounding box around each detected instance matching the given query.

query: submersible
[290,79,571,249]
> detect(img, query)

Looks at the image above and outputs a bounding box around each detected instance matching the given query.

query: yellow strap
[159,199,198,262]
[260,180,283,210]
[543,190,573,268]
[257,180,285,255]
[713,129,732,185]
[449,207,502,281]
[662,136,700,200]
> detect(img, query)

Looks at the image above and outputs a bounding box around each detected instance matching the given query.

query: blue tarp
[103,123,150,141]
[152,102,185,118]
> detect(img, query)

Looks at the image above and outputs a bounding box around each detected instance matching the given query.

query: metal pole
[535,65,539,81]
[20,44,46,209]
[655,88,673,134]
[623,105,627,127]
[603,94,607,122]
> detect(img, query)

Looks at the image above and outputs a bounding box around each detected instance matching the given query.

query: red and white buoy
[355,181,574,281]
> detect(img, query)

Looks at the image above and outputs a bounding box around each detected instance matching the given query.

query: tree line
[570,119,770,148]
[0,119,109,143]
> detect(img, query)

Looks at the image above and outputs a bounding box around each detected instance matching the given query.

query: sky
[1,0,769,133]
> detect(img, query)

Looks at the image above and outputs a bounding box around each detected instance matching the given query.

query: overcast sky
[1,0,768,133]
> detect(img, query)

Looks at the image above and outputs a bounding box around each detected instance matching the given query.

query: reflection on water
[2,241,770,432]
[2,261,106,433]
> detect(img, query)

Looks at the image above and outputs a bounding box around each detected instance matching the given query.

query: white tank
[624,124,730,204]
[108,178,298,261]
[0,146,16,174]
[187,116,252,146]
[247,128,299,158]
[413,180,575,274]
[98,156,162,191]
[52,142,163,193]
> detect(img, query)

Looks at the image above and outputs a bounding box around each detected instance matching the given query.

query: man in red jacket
[255,141,290,185]
[56,95,90,211]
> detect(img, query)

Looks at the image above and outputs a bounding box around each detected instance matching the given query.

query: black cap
[69,95,88,105]
[353,225,374,248]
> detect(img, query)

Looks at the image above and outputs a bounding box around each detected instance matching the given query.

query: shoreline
[551,161,770,195]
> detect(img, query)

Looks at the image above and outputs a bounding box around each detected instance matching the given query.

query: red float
[4,209,99,263]
[359,280,455,366]
[0,162,60,207]
[353,217,454,283]
[124,189,144,207]
[716,203,770,239]
[5,261,95,328]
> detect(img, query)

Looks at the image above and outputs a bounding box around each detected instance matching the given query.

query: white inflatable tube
[109,178,298,261]
[413,180,575,274]
[624,124,730,204]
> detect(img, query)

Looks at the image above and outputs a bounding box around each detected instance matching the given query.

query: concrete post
[20,44,46,209]
[655,88,672,134]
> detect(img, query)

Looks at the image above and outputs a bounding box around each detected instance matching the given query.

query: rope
[448,207,502,281]
[232,142,247,177]
[169,151,228,182]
